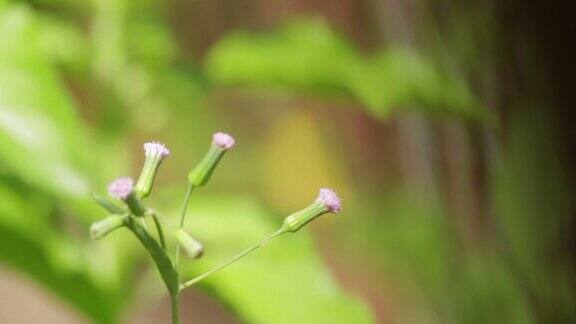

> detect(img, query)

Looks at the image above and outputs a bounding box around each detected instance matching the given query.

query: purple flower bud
[143,141,170,160]
[316,188,342,213]
[212,132,235,150]
[108,177,134,200]
[137,141,170,198]
[188,132,235,187]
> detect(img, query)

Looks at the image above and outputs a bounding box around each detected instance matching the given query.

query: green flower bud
[90,214,127,240]
[135,141,170,198]
[188,132,235,187]
[281,188,341,233]
[175,229,204,259]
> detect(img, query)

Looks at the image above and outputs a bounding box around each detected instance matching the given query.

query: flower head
[143,141,170,160]
[316,188,342,213]
[280,187,342,233]
[108,177,134,200]
[137,141,170,198]
[212,132,235,150]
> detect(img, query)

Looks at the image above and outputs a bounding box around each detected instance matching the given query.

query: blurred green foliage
[203,13,574,324]
[492,110,575,323]
[205,19,487,120]
[0,0,574,324]
[0,4,125,322]
[0,5,90,198]
[0,1,372,323]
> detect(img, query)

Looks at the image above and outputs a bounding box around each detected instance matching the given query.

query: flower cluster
[89,131,342,323]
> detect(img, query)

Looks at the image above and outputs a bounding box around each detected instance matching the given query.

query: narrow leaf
[92,193,126,214]
[125,217,179,296]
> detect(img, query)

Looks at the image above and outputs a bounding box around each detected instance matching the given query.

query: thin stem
[139,217,148,231]
[180,229,285,291]
[175,184,195,270]
[151,212,167,249]
[171,295,180,324]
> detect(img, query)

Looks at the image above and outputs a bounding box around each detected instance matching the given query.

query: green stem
[139,217,148,230]
[171,295,180,324]
[180,229,285,291]
[175,184,195,270]
[152,212,167,249]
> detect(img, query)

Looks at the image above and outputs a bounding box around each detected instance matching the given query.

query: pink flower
[108,177,134,200]
[316,188,341,213]
[143,141,170,159]
[212,132,235,150]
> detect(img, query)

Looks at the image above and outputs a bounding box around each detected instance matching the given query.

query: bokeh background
[1,0,575,323]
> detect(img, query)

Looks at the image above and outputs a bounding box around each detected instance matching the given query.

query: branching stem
[180,229,285,291]
[151,212,167,249]
[175,184,195,270]
[139,217,148,230]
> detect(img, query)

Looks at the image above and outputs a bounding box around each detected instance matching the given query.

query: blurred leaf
[205,19,487,120]
[180,194,373,324]
[0,226,122,323]
[37,15,90,71]
[0,4,92,198]
[0,180,123,323]
[350,48,484,119]
[0,5,126,323]
[126,16,179,68]
[89,0,205,133]
[206,19,359,93]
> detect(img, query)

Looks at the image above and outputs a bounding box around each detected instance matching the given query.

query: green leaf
[125,217,179,297]
[179,194,373,324]
[349,48,485,120]
[206,19,360,95]
[205,19,487,121]
[93,193,126,214]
